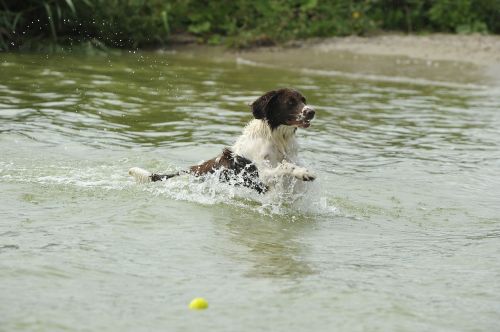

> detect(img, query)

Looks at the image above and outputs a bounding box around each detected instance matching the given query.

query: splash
[141,169,339,218]
[0,159,339,218]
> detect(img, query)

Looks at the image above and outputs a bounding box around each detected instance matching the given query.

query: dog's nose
[304,107,315,120]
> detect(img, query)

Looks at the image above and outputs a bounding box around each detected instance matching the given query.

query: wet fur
[129,88,315,193]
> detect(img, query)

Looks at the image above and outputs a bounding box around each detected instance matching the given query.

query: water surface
[1,48,499,331]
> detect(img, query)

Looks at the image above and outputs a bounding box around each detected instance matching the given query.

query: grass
[1,0,499,51]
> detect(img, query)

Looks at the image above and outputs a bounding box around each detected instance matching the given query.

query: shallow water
[1,49,499,331]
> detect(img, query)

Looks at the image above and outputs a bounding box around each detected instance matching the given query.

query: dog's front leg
[260,160,316,182]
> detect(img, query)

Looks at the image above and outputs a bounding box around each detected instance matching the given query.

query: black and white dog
[129,88,316,193]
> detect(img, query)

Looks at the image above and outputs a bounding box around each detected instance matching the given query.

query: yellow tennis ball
[189,297,208,310]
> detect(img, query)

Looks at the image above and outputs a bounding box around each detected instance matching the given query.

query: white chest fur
[232,119,299,167]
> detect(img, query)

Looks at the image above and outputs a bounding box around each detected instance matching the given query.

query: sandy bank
[167,33,500,85]
[307,34,500,66]
[224,33,500,85]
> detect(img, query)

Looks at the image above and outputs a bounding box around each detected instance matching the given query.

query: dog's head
[251,88,315,130]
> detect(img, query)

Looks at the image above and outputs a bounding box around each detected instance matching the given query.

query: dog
[129,88,316,194]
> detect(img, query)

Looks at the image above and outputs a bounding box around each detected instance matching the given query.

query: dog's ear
[251,90,278,119]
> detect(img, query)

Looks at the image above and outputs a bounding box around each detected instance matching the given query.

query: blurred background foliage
[1,0,499,51]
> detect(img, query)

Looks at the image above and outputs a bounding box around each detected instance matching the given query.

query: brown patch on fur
[191,148,268,193]
[189,148,233,175]
[150,173,178,181]
[151,148,267,193]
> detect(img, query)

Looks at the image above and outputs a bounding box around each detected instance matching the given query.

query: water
[1,48,499,331]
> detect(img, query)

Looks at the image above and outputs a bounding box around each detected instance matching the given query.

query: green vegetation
[1,0,499,51]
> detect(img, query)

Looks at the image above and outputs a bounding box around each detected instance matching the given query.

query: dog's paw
[128,167,152,184]
[292,167,316,181]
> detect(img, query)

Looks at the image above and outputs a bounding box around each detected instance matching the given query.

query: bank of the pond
[169,33,500,87]
[235,33,500,67]
[214,33,500,87]
[305,33,500,66]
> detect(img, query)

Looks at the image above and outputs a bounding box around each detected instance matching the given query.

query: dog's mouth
[299,119,312,128]
[288,116,313,128]
[291,108,315,128]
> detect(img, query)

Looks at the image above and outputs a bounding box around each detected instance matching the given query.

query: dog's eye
[287,100,296,106]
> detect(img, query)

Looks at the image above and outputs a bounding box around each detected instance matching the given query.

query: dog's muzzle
[302,106,315,120]
[297,106,315,128]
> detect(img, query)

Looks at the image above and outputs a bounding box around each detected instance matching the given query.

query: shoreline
[302,33,500,66]
[219,33,500,86]
[7,33,500,68]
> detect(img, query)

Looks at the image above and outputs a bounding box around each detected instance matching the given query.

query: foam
[0,160,339,218]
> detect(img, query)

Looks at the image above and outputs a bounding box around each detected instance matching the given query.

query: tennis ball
[189,297,208,310]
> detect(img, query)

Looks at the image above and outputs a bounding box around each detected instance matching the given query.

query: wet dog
[129,88,316,193]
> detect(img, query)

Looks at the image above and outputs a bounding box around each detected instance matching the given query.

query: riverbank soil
[223,33,500,85]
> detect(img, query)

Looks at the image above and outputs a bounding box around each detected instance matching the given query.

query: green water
[1,48,499,331]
